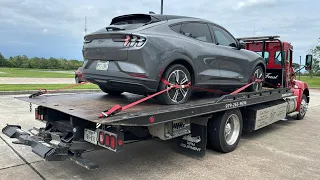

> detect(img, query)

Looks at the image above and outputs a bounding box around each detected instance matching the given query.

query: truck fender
[292,80,309,111]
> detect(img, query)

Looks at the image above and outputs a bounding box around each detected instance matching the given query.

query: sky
[0,0,319,64]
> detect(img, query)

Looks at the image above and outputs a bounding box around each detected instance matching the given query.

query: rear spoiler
[110,14,165,25]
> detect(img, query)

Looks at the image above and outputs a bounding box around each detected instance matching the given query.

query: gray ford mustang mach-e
[82,14,266,104]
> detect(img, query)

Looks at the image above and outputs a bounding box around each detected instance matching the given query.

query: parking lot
[1,90,320,180]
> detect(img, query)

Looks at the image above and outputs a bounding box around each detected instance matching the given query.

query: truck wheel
[297,94,308,120]
[99,86,123,96]
[248,66,264,92]
[156,64,192,105]
[207,109,243,153]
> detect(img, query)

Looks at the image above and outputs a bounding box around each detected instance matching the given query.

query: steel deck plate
[16,89,293,126]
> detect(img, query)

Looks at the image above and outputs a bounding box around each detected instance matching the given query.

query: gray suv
[82,14,265,104]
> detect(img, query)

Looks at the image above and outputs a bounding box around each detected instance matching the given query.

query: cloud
[42,28,48,34]
[0,0,319,62]
[235,0,276,10]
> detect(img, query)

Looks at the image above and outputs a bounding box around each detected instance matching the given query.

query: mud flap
[178,116,209,158]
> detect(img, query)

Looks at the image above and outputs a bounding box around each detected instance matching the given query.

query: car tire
[297,94,308,120]
[248,66,264,92]
[156,64,192,105]
[207,109,243,153]
[99,86,123,96]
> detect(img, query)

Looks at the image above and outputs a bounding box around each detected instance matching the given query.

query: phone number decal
[225,101,247,109]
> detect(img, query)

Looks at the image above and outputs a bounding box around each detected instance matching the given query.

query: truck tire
[99,86,123,96]
[207,109,243,153]
[297,94,308,120]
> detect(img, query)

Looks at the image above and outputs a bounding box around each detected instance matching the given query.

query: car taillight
[121,35,146,47]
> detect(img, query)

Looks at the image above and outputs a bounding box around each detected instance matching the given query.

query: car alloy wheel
[166,70,189,103]
[156,64,192,105]
[253,68,263,91]
[249,66,264,92]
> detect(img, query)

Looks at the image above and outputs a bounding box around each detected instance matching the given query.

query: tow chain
[28,82,88,99]
[27,82,88,112]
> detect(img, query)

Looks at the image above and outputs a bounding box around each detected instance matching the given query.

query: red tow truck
[2,36,313,169]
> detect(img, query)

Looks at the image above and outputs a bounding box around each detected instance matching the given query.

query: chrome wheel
[253,68,263,91]
[299,98,308,117]
[166,70,190,103]
[224,114,241,146]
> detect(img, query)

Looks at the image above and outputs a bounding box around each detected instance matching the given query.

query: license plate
[84,129,97,145]
[96,61,109,71]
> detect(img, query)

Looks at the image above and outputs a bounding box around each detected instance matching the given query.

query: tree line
[0,53,83,70]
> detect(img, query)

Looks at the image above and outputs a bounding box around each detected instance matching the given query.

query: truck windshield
[256,51,269,63]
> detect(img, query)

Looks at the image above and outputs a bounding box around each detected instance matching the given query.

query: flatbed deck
[17,88,293,126]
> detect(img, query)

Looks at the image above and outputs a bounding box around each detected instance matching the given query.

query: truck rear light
[117,139,123,146]
[35,108,39,120]
[96,129,124,152]
[99,132,104,144]
[105,134,110,146]
[110,136,116,149]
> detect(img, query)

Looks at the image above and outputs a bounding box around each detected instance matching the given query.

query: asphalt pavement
[0,90,320,180]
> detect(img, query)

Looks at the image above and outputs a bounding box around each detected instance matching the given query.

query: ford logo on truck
[265,73,278,79]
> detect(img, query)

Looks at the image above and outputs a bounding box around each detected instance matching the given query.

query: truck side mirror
[238,40,245,49]
[305,54,313,70]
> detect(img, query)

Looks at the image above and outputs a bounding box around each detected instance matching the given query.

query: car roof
[112,13,207,22]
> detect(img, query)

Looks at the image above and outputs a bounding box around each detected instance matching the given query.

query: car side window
[210,25,237,47]
[180,22,213,43]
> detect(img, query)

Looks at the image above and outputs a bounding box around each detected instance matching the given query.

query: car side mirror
[238,40,245,49]
[305,54,313,70]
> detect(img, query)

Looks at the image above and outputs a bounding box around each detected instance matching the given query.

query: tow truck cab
[238,36,313,113]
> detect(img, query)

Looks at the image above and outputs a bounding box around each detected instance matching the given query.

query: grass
[297,76,320,88]
[0,68,75,78]
[0,84,99,91]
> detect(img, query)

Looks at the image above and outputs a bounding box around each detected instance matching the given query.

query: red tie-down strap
[98,77,263,118]
[230,79,263,95]
[99,78,191,118]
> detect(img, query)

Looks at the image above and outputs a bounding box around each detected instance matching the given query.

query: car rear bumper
[83,70,158,94]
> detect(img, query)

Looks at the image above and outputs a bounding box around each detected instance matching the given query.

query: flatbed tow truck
[2,36,314,170]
